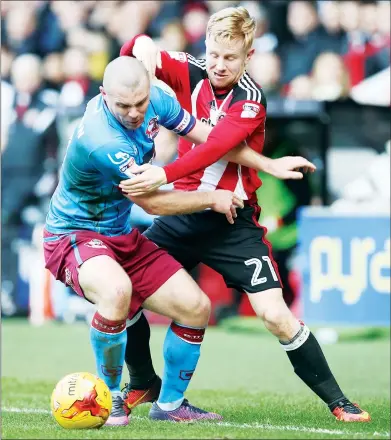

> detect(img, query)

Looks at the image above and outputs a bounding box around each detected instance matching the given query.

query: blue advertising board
[298,207,390,326]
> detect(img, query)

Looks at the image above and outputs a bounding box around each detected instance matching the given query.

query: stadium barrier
[298,207,390,326]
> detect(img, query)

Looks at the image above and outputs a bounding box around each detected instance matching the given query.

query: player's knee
[262,306,291,327]
[194,293,211,322]
[177,292,211,327]
[261,303,299,339]
[110,280,132,308]
[95,278,132,321]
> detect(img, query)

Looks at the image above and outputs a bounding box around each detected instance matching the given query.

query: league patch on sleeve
[241,102,260,118]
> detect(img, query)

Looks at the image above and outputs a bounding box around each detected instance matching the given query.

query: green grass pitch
[2,319,390,439]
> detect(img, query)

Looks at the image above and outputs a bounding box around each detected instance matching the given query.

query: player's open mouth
[214,72,226,78]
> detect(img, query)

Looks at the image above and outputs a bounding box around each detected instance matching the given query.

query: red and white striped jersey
[121,40,267,202]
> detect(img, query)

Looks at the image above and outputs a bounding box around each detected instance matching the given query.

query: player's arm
[182,121,315,178]
[120,37,315,179]
[127,189,244,224]
[153,86,314,176]
[88,140,243,224]
[120,35,189,94]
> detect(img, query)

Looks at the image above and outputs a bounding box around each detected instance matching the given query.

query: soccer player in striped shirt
[119,6,370,423]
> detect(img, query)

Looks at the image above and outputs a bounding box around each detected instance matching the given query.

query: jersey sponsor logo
[84,239,108,249]
[201,116,215,127]
[173,110,191,134]
[107,151,131,165]
[146,116,160,139]
[167,51,187,63]
[241,103,260,119]
[119,157,135,174]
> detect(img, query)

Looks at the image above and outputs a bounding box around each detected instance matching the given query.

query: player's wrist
[203,191,216,210]
[162,163,177,184]
[260,156,275,174]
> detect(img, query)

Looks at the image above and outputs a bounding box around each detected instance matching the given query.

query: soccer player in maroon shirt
[119,6,370,422]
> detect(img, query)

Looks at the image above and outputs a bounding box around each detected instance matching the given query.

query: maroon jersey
[121,39,267,202]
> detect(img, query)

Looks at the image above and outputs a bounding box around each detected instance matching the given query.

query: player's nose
[216,58,225,71]
[128,107,139,118]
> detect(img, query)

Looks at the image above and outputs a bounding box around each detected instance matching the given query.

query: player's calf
[78,256,133,426]
[249,288,372,422]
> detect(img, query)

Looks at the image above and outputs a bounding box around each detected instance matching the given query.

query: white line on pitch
[2,407,389,438]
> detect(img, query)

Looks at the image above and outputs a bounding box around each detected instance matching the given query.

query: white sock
[157,397,184,411]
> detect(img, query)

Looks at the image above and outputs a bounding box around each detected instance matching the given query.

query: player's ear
[99,86,105,96]
[246,49,255,65]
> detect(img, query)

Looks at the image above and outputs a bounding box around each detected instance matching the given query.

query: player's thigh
[78,255,132,305]
[144,217,200,271]
[44,230,131,307]
[202,225,282,295]
[142,268,211,325]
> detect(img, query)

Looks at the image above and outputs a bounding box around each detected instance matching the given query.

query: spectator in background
[248,52,282,99]
[157,21,188,52]
[339,0,367,86]
[42,53,64,91]
[279,1,342,85]
[240,1,278,53]
[365,0,391,77]
[317,0,342,37]
[2,54,58,309]
[56,47,101,165]
[50,1,89,33]
[112,1,161,44]
[182,2,210,56]
[206,0,238,15]
[311,52,351,101]
[4,6,40,55]
[1,45,14,83]
[286,75,313,100]
[61,47,100,104]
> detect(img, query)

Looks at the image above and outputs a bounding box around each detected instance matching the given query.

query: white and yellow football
[51,372,112,429]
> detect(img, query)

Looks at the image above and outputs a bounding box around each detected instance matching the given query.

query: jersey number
[244,257,279,286]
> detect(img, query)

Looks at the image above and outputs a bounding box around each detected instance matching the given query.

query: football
[50,372,112,429]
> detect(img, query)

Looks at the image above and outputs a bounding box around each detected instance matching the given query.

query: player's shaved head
[103,56,149,93]
[100,57,151,130]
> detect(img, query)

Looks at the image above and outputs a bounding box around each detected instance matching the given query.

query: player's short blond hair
[206,6,256,52]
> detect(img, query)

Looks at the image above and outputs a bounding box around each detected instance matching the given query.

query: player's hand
[133,36,162,80]
[267,156,316,180]
[210,190,244,224]
[119,164,167,195]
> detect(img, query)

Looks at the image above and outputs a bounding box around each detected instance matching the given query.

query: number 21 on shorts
[244,257,279,286]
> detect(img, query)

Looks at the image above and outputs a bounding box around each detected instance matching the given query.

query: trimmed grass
[2,320,390,439]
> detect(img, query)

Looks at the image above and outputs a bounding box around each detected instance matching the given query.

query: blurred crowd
[1,0,390,317]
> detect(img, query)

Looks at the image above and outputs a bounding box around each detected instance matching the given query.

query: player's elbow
[142,203,161,215]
